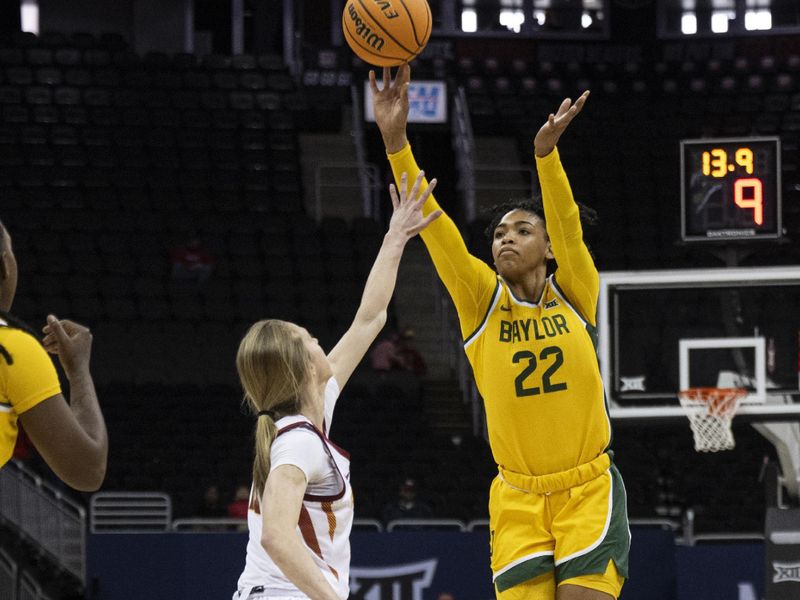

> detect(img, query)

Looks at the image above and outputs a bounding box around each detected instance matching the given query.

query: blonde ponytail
[252,414,278,506]
[236,319,310,503]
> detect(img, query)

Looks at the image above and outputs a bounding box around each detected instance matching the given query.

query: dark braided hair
[483,197,599,274]
[484,197,599,241]
[0,311,37,338]
[0,219,37,339]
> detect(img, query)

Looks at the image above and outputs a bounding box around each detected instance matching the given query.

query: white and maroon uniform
[234,378,353,600]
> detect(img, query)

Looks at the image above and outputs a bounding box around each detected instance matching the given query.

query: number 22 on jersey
[512,346,567,397]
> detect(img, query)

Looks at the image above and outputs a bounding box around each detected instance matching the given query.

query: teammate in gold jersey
[0,219,107,491]
[370,65,630,600]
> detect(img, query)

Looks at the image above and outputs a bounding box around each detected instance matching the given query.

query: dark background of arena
[0,0,798,597]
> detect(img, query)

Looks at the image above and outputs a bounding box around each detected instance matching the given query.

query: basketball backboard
[599,265,800,423]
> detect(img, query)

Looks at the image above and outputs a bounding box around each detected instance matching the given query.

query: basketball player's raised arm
[260,465,341,600]
[534,92,599,325]
[20,316,107,491]
[327,171,440,389]
[370,65,498,339]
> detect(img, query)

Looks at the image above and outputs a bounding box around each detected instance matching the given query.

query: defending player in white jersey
[232,172,440,600]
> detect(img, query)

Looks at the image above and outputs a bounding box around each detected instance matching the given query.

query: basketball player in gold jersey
[0,219,107,491]
[370,65,630,600]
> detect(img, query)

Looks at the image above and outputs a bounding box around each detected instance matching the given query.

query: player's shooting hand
[368,63,411,153]
[534,90,590,158]
[42,315,93,379]
[388,171,441,239]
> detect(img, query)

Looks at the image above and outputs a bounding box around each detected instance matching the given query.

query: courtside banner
[86,527,724,599]
[350,530,491,599]
[676,542,765,600]
[364,80,448,124]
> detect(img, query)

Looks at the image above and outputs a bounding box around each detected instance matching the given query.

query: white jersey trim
[553,469,613,566]
[502,276,546,308]
[464,281,502,350]
[493,549,555,581]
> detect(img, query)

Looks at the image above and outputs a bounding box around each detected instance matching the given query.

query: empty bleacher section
[96,374,491,522]
[1,30,795,540]
[0,32,383,361]
[0,460,85,599]
[446,45,800,271]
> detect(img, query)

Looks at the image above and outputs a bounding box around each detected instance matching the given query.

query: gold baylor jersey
[388,145,610,476]
[0,322,62,467]
[464,274,609,476]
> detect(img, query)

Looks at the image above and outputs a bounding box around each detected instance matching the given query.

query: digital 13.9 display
[681,137,781,242]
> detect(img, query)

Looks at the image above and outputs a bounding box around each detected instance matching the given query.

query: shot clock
[681,137,781,242]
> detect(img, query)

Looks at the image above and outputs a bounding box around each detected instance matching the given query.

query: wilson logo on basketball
[372,0,400,19]
[347,4,386,52]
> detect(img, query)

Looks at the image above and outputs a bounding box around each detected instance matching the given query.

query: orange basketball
[342,0,432,67]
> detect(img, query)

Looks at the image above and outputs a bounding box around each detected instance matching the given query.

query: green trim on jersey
[495,553,555,592]
[463,279,501,347]
[585,322,599,350]
[556,465,631,582]
[603,391,615,453]
[548,275,598,350]
[551,275,610,450]
[550,274,598,331]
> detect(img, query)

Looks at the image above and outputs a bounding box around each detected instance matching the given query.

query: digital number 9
[734,178,763,225]
[735,148,754,174]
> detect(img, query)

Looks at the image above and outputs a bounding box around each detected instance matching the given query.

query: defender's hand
[388,171,441,239]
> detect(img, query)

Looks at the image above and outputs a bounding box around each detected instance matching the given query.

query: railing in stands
[350,84,383,220]
[450,86,486,437]
[19,571,47,600]
[0,459,86,585]
[89,492,171,534]
[352,518,383,532]
[282,0,301,77]
[386,519,467,532]
[118,513,766,544]
[0,548,17,600]
[170,518,387,533]
[452,85,476,222]
[171,518,387,533]
[169,517,482,534]
[172,518,247,532]
[628,518,680,531]
[434,267,483,437]
[466,519,489,532]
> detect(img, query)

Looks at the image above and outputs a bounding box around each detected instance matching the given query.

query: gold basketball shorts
[489,453,630,598]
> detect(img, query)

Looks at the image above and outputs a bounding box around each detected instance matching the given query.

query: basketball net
[678,387,748,452]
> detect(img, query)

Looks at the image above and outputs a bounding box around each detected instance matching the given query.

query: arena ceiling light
[20,0,38,35]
